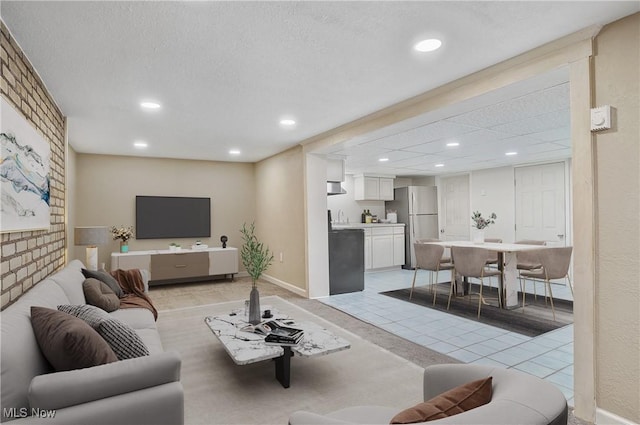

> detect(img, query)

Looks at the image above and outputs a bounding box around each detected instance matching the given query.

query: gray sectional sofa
[1,260,184,425]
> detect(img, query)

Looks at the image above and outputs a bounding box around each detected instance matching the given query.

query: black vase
[248,285,261,325]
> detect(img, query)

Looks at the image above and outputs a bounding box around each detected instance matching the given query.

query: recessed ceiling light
[446,142,459,147]
[379,158,389,162]
[280,118,296,126]
[133,141,148,149]
[140,101,161,110]
[229,149,241,155]
[435,163,444,168]
[505,151,518,156]
[414,38,442,53]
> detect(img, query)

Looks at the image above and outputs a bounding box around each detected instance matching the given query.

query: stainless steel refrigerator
[385,186,439,269]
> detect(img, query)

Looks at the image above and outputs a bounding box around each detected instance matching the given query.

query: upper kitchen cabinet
[354,175,395,201]
[327,158,345,182]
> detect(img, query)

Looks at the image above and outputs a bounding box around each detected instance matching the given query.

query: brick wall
[1,20,67,310]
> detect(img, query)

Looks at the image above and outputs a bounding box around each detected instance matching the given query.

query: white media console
[110,247,238,286]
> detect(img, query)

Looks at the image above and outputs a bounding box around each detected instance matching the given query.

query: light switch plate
[590,105,611,131]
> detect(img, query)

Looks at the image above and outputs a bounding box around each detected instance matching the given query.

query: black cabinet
[328,229,365,295]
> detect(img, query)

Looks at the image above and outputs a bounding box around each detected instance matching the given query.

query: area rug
[381,283,573,337]
[156,296,425,425]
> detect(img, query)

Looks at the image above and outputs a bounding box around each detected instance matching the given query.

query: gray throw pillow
[97,318,150,360]
[58,304,149,360]
[58,304,111,328]
[81,268,123,297]
[30,306,118,371]
[82,278,120,312]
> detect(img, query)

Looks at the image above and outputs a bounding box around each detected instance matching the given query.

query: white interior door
[440,175,470,241]
[515,162,566,245]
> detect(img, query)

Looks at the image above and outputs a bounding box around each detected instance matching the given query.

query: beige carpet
[157,295,425,425]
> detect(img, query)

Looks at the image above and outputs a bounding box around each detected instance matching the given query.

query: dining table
[430,241,548,309]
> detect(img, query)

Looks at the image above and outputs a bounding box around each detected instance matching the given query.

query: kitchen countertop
[332,223,405,229]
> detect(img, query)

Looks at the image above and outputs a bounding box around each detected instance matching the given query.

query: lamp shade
[74,226,109,246]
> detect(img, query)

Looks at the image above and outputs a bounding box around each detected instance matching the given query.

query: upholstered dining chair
[484,238,502,267]
[483,238,503,290]
[410,243,453,305]
[519,246,573,321]
[516,240,546,301]
[415,238,451,264]
[449,246,502,318]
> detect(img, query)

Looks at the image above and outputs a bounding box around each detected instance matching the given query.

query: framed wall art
[1,96,51,233]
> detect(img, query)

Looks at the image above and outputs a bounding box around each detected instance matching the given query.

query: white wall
[469,166,515,242]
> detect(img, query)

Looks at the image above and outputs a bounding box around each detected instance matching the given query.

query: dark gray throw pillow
[81,268,123,297]
[82,278,120,312]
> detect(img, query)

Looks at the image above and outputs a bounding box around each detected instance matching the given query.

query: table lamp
[74,226,109,271]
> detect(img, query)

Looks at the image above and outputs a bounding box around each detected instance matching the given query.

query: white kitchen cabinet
[371,234,394,268]
[335,225,404,271]
[379,178,394,200]
[354,175,395,201]
[364,230,372,270]
[393,233,405,266]
[327,158,345,182]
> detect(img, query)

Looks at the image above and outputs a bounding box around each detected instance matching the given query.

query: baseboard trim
[262,273,307,298]
[596,408,638,425]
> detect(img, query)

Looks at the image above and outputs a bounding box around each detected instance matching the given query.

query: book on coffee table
[242,320,304,346]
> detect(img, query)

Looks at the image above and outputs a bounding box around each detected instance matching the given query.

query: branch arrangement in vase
[471,212,497,229]
[240,222,274,288]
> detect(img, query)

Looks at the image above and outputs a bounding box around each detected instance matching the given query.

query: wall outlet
[279,252,283,263]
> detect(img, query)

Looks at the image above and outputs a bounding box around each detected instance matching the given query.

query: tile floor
[319,268,575,406]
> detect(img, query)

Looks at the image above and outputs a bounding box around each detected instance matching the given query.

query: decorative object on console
[220,235,228,248]
[110,225,134,253]
[240,222,274,325]
[74,226,109,270]
[471,211,497,244]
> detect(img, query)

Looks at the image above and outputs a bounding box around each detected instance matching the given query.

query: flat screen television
[135,196,211,239]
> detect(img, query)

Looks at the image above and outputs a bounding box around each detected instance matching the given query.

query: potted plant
[240,222,274,324]
[110,226,134,253]
[471,212,497,244]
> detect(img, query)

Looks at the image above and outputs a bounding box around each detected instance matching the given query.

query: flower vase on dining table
[473,230,485,244]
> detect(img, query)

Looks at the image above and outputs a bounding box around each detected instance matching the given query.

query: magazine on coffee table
[242,320,304,346]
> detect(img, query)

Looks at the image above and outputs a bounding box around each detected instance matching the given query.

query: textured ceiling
[1,1,638,176]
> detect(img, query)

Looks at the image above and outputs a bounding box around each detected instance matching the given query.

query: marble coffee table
[204,307,350,388]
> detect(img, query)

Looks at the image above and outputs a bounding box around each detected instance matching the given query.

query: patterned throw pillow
[58,304,111,328]
[97,318,150,360]
[58,304,149,360]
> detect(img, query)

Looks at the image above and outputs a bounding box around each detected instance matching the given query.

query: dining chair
[519,246,573,321]
[448,246,502,318]
[415,238,451,264]
[515,240,546,301]
[483,238,503,281]
[410,243,453,305]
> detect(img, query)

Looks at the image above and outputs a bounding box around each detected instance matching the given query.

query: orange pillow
[390,377,492,424]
